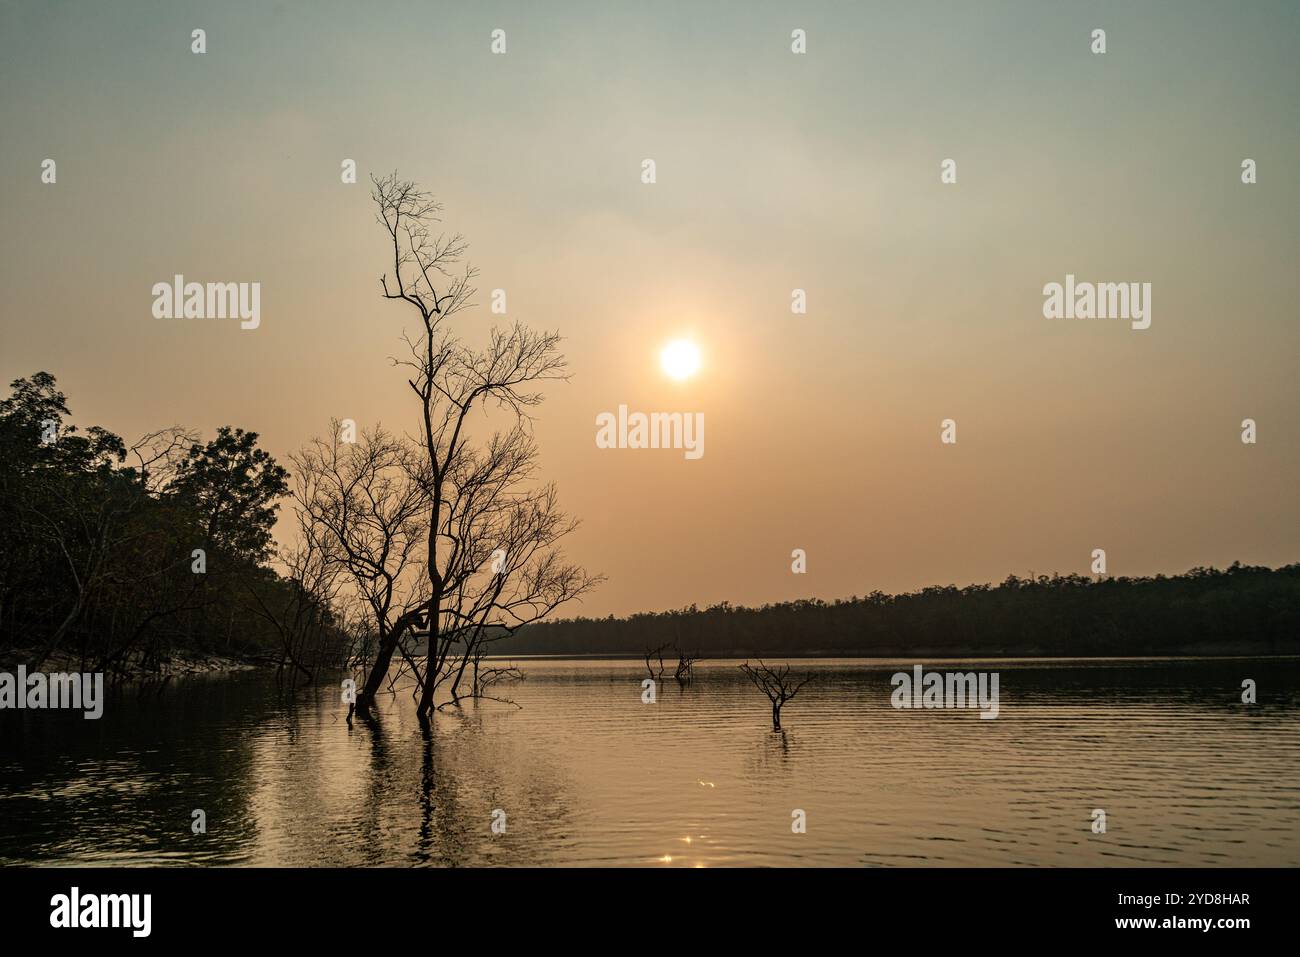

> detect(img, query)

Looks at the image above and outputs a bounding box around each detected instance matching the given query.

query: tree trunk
[356,629,400,714]
[415,597,440,718]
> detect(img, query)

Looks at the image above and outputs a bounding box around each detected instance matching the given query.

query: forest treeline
[0,372,349,676]
[513,563,1300,658]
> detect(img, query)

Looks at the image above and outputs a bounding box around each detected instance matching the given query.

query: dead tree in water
[438,651,525,710]
[673,644,700,683]
[356,174,600,720]
[644,643,669,682]
[739,660,813,731]
[474,661,524,697]
[293,421,431,719]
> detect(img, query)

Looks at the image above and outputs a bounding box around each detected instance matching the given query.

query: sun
[660,339,701,381]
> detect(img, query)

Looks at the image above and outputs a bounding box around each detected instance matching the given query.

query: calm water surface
[2,657,1298,866]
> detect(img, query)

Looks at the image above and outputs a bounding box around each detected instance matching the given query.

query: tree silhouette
[347,175,600,719]
[739,660,814,731]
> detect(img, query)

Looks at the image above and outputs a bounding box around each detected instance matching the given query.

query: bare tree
[292,421,432,715]
[353,174,600,719]
[128,426,199,493]
[673,644,700,683]
[739,660,814,731]
[644,643,669,682]
[445,649,524,710]
[242,528,345,687]
[338,601,377,673]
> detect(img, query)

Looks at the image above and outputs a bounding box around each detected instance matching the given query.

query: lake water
[2,657,1298,867]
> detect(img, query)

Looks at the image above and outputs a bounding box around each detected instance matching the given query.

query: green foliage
[170,427,288,562]
[0,372,308,672]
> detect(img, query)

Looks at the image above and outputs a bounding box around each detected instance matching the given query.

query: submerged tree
[739,660,814,731]
[644,643,668,682]
[345,174,600,719]
[294,421,431,680]
[673,644,700,683]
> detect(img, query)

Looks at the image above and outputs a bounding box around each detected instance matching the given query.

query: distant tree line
[0,372,351,678]
[513,564,1300,658]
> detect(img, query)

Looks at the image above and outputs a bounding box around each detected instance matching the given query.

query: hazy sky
[2,1,1297,618]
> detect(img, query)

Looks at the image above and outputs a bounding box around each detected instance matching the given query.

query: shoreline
[485,651,1300,663]
[5,649,1295,678]
[0,649,267,680]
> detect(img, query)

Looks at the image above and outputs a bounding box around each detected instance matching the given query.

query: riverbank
[0,648,265,680]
